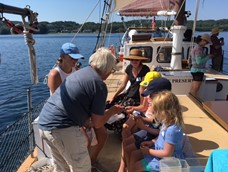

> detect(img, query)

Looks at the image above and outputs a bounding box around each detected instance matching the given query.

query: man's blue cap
[141,77,172,97]
[60,43,84,60]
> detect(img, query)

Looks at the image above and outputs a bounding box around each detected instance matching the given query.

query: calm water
[0,33,122,132]
[0,32,228,132]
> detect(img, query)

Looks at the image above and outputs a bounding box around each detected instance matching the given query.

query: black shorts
[191,72,204,81]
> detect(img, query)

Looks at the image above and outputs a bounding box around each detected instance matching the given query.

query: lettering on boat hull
[171,78,193,83]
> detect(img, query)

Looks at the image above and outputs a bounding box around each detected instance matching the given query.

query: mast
[170,0,187,70]
[94,0,113,51]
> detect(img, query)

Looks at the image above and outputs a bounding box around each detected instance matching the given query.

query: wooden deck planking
[18,62,228,172]
[202,101,228,131]
[178,95,228,157]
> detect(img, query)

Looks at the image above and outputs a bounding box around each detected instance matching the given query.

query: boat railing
[0,82,48,172]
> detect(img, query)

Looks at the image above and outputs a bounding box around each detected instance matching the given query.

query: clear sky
[0,0,227,24]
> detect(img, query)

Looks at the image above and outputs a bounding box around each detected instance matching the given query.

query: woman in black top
[105,49,150,134]
[110,48,150,106]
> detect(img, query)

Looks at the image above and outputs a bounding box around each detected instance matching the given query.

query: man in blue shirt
[39,47,124,172]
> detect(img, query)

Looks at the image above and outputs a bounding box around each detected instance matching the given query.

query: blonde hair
[89,47,116,74]
[151,91,184,129]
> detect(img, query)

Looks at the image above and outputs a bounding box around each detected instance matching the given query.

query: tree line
[0,19,228,35]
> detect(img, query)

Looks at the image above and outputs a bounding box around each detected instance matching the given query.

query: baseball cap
[141,77,172,97]
[140,71,161,87]
[60,43,84,60]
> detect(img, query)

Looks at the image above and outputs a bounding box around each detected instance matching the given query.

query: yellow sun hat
[140,71,161,87]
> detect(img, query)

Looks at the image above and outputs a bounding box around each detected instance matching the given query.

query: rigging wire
[70,0,101,43]
[187,0,200,63]
[146,0,188,69]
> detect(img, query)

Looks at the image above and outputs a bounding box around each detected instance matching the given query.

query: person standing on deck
[210,28,224,72]
[38,48,124,172]
[190,34,213,96]
[48,42,84,95]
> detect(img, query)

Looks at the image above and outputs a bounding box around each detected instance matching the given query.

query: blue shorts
[134,129,158,149]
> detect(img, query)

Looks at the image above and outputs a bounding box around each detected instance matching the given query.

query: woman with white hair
[38,47,124,172]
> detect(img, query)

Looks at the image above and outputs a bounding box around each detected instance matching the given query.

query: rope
[21,15,39,84]
[70,0,101,43]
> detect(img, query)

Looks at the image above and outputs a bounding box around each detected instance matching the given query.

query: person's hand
[140,141,154,154]
[110,104,125,115]
[125,106,134,114]
[84,119,94,128]
[132,114,142,121]
[140,145,150,154]
[141,140,154,148]
[109,95,116,103]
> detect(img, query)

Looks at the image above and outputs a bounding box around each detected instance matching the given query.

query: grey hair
[89,47,116,74]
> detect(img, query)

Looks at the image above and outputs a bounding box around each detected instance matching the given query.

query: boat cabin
[120,29,228,102]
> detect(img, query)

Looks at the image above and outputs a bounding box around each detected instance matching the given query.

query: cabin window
[130,46,152,63]
[156,46,172,63]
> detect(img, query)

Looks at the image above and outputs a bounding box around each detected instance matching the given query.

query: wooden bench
[202,101,228,131]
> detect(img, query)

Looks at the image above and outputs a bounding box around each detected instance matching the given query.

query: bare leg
[128,149,144,172]
[125,142,137,168]
[89,126,108,163]
[190,81,202,96]
[118,135,135,172]
[118,143,127,172]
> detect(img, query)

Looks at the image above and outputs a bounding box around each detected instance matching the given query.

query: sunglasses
[67,55,78,61]
[130,59,140,62]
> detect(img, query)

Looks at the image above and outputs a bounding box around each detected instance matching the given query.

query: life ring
[216,82,223,92]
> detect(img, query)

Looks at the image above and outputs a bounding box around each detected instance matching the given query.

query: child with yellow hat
[126,71,161,114]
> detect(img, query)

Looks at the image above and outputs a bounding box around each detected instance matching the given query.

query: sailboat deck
[18,63,228,172]
[98,64,228,171]
[202,101,228,131]
[97,95,228,171]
